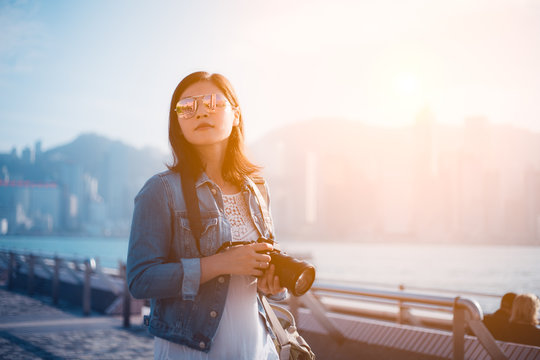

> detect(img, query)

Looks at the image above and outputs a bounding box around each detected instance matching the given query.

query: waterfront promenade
[0,286,438,360]
[0,287,153,359]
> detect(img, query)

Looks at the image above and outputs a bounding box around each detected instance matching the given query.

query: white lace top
[154,192,278,360]
[223,192,260,243]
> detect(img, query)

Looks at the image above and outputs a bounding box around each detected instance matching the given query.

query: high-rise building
[0,180,60,234]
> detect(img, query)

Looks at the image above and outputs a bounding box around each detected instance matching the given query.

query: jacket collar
[195,172,213,188]
[194,172,254,192]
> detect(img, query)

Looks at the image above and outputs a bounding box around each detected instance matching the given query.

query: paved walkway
[0,287,154,359]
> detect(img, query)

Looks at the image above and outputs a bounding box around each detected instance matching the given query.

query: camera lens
[271,252,316,296]
[294,268,316,296]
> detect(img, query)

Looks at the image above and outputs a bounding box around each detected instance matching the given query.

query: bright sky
[1,0,539,153]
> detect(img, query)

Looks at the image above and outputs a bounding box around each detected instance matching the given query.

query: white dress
[154,192,279,360]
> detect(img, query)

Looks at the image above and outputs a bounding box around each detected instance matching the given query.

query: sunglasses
[175,93,235,119]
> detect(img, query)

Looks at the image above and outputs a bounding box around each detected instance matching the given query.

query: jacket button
[210,310,217,318]
[218,276,225,283]
[211,188,217,195]
[199,341,205,349]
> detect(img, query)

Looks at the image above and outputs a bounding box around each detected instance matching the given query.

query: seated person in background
[503,293,540,347]
[483,292,516,340]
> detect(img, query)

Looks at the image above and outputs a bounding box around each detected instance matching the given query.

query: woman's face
[177,81,239,149]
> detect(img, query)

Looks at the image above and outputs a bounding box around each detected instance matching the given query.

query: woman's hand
[221,242,273,276]
[200,242,273,283]
[258,263,286,296]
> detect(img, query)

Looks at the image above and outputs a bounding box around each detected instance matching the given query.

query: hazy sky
[1,0,539,153]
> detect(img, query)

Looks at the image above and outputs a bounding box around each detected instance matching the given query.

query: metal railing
[0,250,511,359]
[286,282,508,360]
[0,250,134,327]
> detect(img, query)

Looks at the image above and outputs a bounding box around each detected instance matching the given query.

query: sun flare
[395,72,420,96]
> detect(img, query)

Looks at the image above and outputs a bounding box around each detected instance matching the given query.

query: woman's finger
[255,253,272,263]
[265,265,275,293]
[259,274,268,287]
[252,269,264,277]
[266,264,275,280]
[272,275,282,293]
[256,261,269,269]
[251,242,273,253]
[258,275,268,293]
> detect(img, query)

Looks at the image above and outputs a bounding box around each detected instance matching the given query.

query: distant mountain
[44,134,169,215]
[44,133,168,177]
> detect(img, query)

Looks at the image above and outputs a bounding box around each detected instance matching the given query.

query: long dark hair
[167,71,260,185]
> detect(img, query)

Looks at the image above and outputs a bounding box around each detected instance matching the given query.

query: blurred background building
[0,134,165,236]
[251,113,540,245]
[1,117,539,245]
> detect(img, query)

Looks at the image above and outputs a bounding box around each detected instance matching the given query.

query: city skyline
[251,114,540,245]
[2,115,540,245]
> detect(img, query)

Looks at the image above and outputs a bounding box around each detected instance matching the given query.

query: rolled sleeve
[267,289,288,302]
[181,258,201,300]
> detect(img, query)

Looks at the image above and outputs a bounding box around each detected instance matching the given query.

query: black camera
[257,238,316,297]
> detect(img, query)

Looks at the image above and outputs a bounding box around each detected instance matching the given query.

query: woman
[127,71,286,359]
[504,293,540,347]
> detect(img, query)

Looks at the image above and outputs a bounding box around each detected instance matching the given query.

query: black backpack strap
[180,167,203,256]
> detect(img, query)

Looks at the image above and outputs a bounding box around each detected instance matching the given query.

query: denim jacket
[126,170,286,353]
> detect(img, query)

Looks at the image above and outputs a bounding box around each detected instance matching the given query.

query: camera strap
[260,294,316,360]
[179,166,203,256]
[260,294,293,357]
[247,177,275,241]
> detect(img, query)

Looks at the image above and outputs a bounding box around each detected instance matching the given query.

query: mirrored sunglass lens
[202,95,215,110]
[201,94,230,110]
[214,94,230,108]
[176,98,196,116]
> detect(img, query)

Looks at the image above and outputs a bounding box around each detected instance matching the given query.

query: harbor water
[1,236,539,313]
